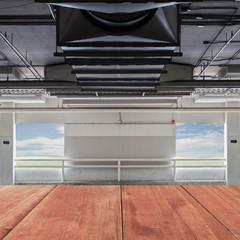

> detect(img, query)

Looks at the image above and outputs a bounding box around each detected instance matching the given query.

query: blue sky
[176,123,224,158]
[16,123,225,159]
[16,124,64,158]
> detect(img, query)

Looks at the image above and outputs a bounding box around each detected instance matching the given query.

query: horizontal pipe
[0,15,53,20]
[0,21,55,25]
[181,14,240,19]
[14,158,226,162]
[0,107,240,112]
[182,21,240,26]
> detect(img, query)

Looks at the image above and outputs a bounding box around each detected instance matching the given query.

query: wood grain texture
[122,185,237,240]
[224,185,240,199]
[183,185,240,239]
[4,185,122,240]
[0,185,55,239]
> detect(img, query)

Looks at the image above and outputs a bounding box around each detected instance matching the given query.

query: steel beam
[0,15,55,25]
[182,21,240,26]
[0,80,238,89]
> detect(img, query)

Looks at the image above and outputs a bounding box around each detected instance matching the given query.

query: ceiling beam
[0,15,55,26]
[0,80,239,89]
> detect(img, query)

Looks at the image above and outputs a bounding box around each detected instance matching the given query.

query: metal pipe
[0,32,43,80]
[0,107,240,113]
[196,27,240,79]
[195,9,238,67]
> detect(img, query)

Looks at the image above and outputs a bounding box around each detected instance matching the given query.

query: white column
[226,103,240,185]
[0,113,15,185]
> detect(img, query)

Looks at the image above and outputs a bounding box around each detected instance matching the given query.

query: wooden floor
[0,185,240,240]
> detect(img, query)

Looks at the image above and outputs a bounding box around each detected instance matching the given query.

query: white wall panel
[65,124,175,137]
[176,168,225,181]
[176,112,225,123]
[15,169,62,182]
[65,123,176,181]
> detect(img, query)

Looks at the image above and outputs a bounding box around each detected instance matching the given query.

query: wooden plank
[183,185,240,239]
[0,185,55,239]
[224,185,240,199]
[4,186,122,240]
[122,185,237,240]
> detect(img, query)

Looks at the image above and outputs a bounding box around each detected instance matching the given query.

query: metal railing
[14,158,226,183]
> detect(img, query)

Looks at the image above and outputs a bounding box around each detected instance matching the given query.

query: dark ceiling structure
[0,0,240,97]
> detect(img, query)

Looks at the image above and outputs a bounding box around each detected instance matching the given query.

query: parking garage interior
[1,0,240,239]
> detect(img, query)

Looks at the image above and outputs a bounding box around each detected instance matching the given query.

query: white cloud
[16,137,64,157]
[176,123,185,126]
[56,126,64,134]
[176,131,224,158]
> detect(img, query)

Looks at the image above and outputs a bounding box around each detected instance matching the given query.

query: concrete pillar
[0,113,15,185]
[226,104,240,185]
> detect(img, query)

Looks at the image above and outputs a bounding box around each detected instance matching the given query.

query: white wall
[64,123,176,181]
[10,96,235,184]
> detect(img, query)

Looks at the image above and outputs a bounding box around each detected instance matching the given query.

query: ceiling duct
[46,2,181,95]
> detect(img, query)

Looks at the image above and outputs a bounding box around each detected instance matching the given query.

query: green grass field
[15,157,226,168]
[176,160,225,166]
[15,157,63,167]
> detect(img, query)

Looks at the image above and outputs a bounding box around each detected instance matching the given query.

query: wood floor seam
[2,185,57,240]
[181,186,240,240]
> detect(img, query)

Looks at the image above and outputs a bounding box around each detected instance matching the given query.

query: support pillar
[226,105,240,185]
[0,113,15,185]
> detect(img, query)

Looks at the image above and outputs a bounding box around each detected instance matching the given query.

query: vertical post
[174,160,176,183]
[117,160,121,182]
[61,160,64,183]
[224,103,228,184]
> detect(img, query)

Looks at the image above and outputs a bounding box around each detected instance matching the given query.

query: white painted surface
[226,110,240,184]
[65,124,175,137]
[0,113,15,185]
[15,169,62,182]
[176,168,225,181]
[65,123,176,181]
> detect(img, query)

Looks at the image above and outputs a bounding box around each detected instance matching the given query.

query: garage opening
[176,123,226,182]
[15,123,64,183]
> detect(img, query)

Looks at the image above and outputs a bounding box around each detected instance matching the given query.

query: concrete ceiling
[0,0,240,96]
